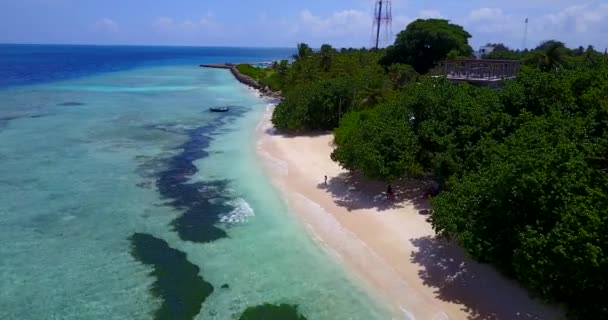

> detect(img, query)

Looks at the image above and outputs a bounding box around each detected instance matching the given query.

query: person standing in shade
[324,175,328,185]
[387,184,394,201]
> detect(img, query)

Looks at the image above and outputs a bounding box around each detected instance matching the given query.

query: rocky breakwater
[200,63,282,100]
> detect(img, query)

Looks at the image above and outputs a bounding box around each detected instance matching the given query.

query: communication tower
[372,0,392,49]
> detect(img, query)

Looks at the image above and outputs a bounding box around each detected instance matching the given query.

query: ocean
[0,45,391,319]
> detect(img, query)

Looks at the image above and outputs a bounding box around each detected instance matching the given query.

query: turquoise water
[0,64,391,319]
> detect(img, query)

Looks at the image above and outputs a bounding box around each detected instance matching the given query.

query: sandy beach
[256,105,565,320]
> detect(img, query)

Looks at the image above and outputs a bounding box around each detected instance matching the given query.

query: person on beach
[387,184,394,201]
[324,175,328,185]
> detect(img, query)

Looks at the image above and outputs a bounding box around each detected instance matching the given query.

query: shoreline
[213,65,565,319]
[254,105,565,320]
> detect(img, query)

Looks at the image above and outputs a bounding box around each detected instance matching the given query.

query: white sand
[256,105,564,320]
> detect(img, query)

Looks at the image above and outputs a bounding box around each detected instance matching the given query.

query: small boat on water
[209,107,229,113]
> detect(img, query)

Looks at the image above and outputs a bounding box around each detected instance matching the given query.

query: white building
[475,45,496,59]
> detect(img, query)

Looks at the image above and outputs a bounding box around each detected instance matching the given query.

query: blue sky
[1,0,607,50]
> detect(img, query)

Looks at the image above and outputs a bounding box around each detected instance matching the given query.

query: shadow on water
[239,304,307,320]
[132,106,310,320]
[410,236,563,320]
[318,172,432,213]
[0,113,47,125]
[140,107,249,243]
[129,233,214,320]
[58,101,86,106]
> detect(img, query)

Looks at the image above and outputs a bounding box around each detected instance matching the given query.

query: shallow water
[0,56,391,319]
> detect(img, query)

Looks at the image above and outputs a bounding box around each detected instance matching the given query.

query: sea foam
[219,197,255,224]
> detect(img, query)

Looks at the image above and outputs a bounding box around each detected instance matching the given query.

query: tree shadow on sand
[317,172,433,212]
[264,127,331,138]
[410,236,564,320]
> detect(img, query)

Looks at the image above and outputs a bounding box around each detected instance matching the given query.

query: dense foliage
[270,18,475,132]
[331,57,608,319]
[485,41,607,71]
[270,45,395,131]
[331,78,510,182]
[330,100,422,181]
[265,18,608,317]
[429,61,608,319]
[271,78,355,131]
[380,19,473,73]
[236,63,283,91]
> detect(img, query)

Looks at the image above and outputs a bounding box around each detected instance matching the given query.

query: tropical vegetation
[259,18,608,319]
[235,63,282,91]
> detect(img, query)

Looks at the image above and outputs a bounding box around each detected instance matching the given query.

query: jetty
[200,63,235,69]
[200,63,281,99]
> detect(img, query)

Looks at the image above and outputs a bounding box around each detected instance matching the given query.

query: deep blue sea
[0,44,294,87]
[0,45,391,320]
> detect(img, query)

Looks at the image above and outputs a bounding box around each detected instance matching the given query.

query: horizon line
[0,42,299,50]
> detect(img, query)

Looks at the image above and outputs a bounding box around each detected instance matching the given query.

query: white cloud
[94,18,119,34]
[291,9,372,47]
[461,3,608,49]
[154,17,175,31]
[468,8,501,21]
[134,3,608,49]
[418,9,444,19]
[298,9,369,36]
[153,16,218,35]
[464,8,522,37]
[539,3,608,34]
[146,15,226,45]
[290,8,453,47]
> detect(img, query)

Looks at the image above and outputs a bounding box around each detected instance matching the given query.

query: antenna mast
[523,17,529,50]
[372,0,392,49]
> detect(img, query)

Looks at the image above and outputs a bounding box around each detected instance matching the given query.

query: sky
[1,0,607,50]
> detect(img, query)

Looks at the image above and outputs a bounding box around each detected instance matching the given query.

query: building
[441,59,521,88]
[475,45,496,59]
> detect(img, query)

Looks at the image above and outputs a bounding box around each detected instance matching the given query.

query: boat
[209,107,229,113]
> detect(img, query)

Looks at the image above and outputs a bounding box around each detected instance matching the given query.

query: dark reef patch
[0,115,21,122]
[239,304,307,320]
[129,233,213,320]
[0,113,46,128]
[58,101,86,106]
[142,108,248,243]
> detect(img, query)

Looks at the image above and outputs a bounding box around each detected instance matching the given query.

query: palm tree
[582,45,605,66]
[525,40,568,72]
[319,44,335,71]
[293,43,313,61]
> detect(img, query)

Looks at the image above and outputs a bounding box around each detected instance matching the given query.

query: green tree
[293,43,313,61]
[431,114,608,319]
[276,60,289,81]
[331,103,423,182]
[485,43,510,52]
[380,19,473,73]
[319,44,336,71]
[483,44,525,60]
[430,62,608,319]
[272,78,355,131]
[387,63,418,89]
[356,64,389,108]
[524,40,569,71]
[268,38,608,318]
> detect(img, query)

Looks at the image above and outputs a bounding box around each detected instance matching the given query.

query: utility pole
[523,17,529,50]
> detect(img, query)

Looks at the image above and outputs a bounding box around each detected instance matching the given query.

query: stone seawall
[200,63,281,99]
